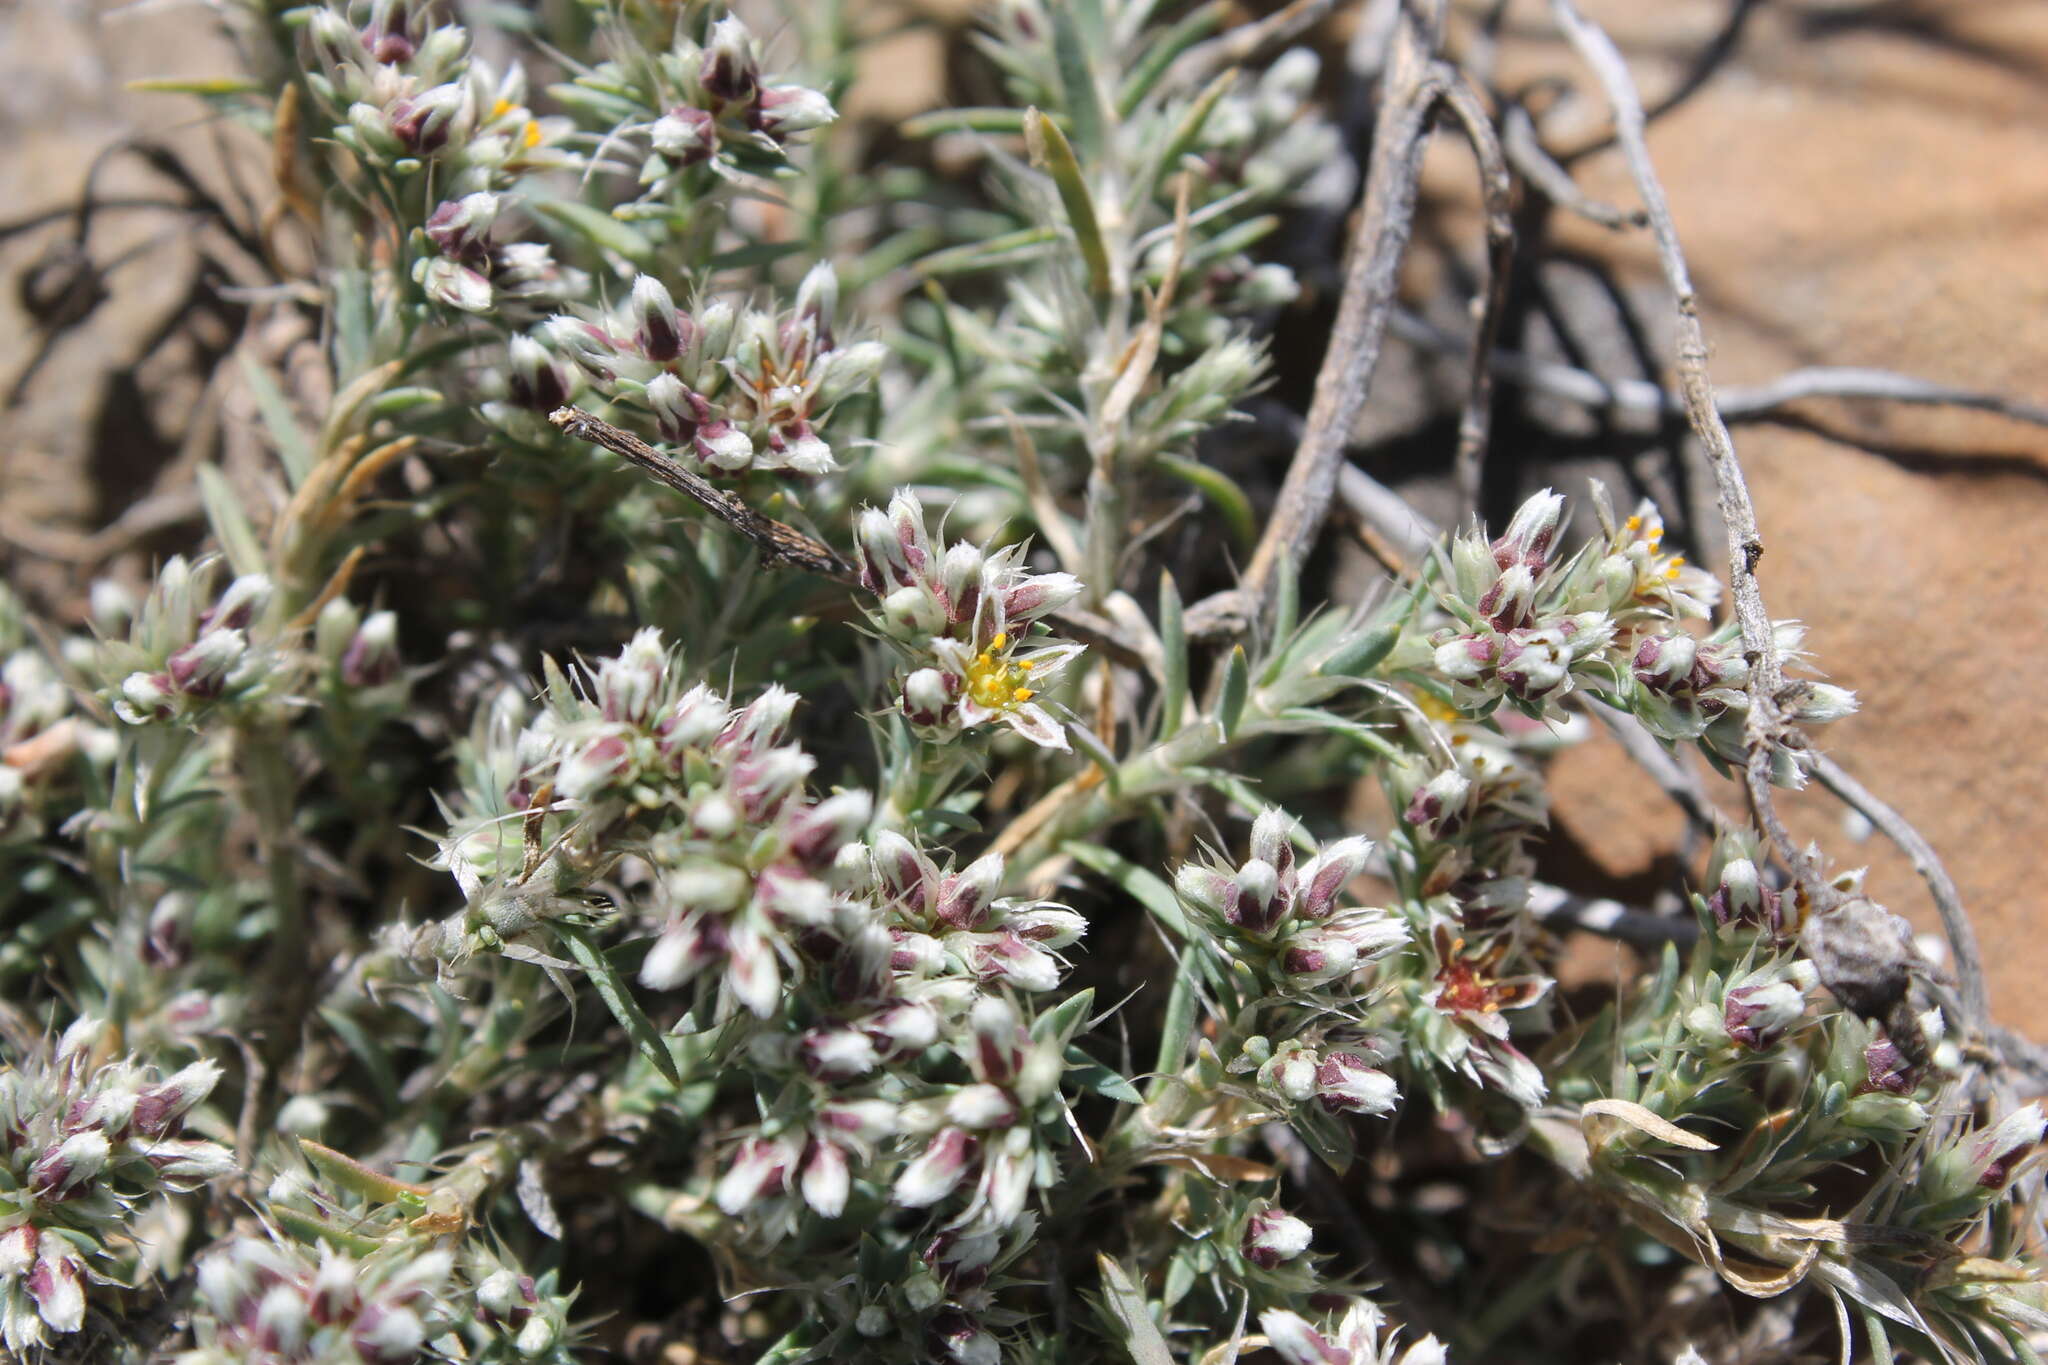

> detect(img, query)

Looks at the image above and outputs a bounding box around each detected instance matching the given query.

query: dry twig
[1184,0,1448,640]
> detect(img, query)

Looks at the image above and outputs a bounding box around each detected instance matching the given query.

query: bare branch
[1434,69,1518,518]
[1502,102,1643,232]
[1546,0,1817,903]
[1184,0,1448,640]
[1809,752,1989,1037]
[1389,307,2048,430]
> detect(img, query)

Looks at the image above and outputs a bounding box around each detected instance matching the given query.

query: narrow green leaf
[555,922,681,1086]
[1064,1048,1143,1104]
[1064,842,1189,941]
[1154,71,1234,192]
[196,465,266,578]
[1097,1255,1174,1365]
[900,107,1039,138]
[1215,645,1249,741]
[1157,571,1188,741]
[1265,557,1301,683]
[1067,721,1122,797]
[319,1006,401,1112]
[528,199,656,268]
[1118,1,1228,117]
[1034,987,1097,1045]
[238,353,313,486]
[1318,622,1399,679]
[273,1205,385,1257]
[1154,454,1255,550]
[1145,967,1200,1101]
[1028,109,1112,301]
[1050,5,1108,160]
[917,225,1061,278]
[365,386,442,419]
[299,1138,428,1206]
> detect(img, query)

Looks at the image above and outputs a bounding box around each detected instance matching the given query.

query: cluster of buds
[1235,1036,1400,1119]
[0,1019,232,1353]
[436,631,875,1019]
[1708,958,1818,1051]
[1192,50,1354,212]
[1258,1297,1447,1365]
[1629,618,1856,782]
[855,492,1084,751]
[1700,836,1789,939]
[313,598,406,696]
[177,1235,453,1365]
[0,586,97,842]
[1174,810,1405,995]
[860,836,1086,995]
[574,13,836,199]
[1424,489,1853,786]
[1911,1104,2045,1227]
[99,558,281,725]
[540,264,883,477]
[889,994,1077,1232]
[464,1246,578,1363]
[306,3,573,182]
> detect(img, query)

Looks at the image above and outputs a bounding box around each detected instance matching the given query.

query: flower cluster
[855,492,1084,751]
[1259,1298,1447,1365]
[863,836,1087,996]
[97,557,280,725]
[1174,809,1405,996]
[539,263,886,476]
[1,1020,232,1353]
[177,1234,455,1365]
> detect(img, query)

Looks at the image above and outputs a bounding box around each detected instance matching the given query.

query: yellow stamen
[1624,515,1642,533]
[491,98,514,119]
[991,632,1008,650]
[1013,687,1034,702]
[522,119,542,149]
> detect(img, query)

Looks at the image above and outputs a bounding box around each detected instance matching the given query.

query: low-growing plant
[1,1,2040,1362]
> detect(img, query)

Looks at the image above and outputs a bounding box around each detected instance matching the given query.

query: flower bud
[132,1057,222,1136]
[1723,979,1806,1049]
[31,1128,111,1197]
[1705,856,1782,935]
[757,84,837,137]
[1491,488,1564,571]
[694,418,754,472]
[415,256,493,313]
[656,683,731,756]
[651,105,716,165]
[1242,1204,1313,1269]
[1968,1104,2044,1190]
[1404,769,1472,842]
[542,315,621,382]
[640,915,726,991]
[1280,927,1358,986]
[118,670,174,721]
[901,668,954,727]
[1296,837,1371,920]
[423,191,498,257]
[555,730,632,800]
[27,1251,85,1335]
[884,584,947,638]
[699,17,760,105]
[506,334,569,411]
[629,274,686,362]
[340,611,401,688]
[1008,904,1086,949]
[800,1139,852,1217]
[389,82,467,154]
[204,573,272,633]
[716,1133,797,1215]
[1315,1052,1398,1116]
[167,629,245,698]
[937,853,1005,930]
[785,789,872,868]
[894,1126,977,1208]
[1228,858,1286,934]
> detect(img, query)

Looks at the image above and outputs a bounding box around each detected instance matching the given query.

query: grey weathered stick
[1546,0,1815,903]
[1183,0,1448,640]
[1389,308,2048,430]
[1809,752,1988,1036]
[1435,68,1518,518]
[1502,102,1642,232]
[550,405,1148,670]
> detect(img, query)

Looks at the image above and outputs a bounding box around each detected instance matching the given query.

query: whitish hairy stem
[1336,463,1439,567]
[1183,0,1447,641]
[1809,753,1989,1037]
[1389,308,2048,430]
[1546,0,1817,904]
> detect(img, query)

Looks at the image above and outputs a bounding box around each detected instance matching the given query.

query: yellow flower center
[965,632,1036,711]
[522,119,543,149]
